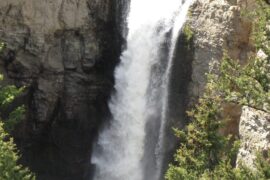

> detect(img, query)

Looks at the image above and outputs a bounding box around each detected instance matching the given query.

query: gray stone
[257,49,268,60]
[237,106,270,168]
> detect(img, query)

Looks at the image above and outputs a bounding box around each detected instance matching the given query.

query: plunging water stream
[92,0,193,180]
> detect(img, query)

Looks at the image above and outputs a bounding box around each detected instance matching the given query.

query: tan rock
[237,106,270,168]
[187,0,255,103]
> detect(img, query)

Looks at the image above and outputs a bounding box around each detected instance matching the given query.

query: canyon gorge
[0,0,269,180]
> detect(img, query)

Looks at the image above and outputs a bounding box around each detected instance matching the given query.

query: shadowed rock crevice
[159,30,195,178]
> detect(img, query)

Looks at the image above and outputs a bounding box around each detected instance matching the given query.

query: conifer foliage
[0,122,35,180]
[0,43,35,179]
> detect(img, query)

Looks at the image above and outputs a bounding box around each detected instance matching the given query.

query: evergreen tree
[0,122,35,180]
[0,42,35,179]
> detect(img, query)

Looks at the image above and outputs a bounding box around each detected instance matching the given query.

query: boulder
[237,106,270,168]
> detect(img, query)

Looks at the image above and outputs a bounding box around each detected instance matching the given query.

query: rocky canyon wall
[168,0,255,144]
[0,0,129,179]
[0,0,266,179]
[182,0,270,171]
[154,0,255,175]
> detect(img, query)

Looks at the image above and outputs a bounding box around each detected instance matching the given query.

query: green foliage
[4,106,26,134]
[0,42,5,51]
[252,150,270,179]
[213,0,270,112]
[183,24,194,42]
[0,122,35,180]
[0,85,24,108]
[165,79,238,180]
[0,74,25,133]
[0,82,34,179]
[210,54,270,112]
[0,42,34,179]
[166,55,270,180]
[251,0,270,53]
[0,40,25,132]
[166,1,270,179]
[241,0,270,53]
[200,150,270,180]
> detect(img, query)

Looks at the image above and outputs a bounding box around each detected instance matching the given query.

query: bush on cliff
[0,122,35,180]
[0,43,35,179]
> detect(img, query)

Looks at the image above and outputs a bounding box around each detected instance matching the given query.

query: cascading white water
[92,0,193,180]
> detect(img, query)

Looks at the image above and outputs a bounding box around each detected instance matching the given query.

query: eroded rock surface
[187,0,254,103]
[0,0,128,179]
[237,106,270,168]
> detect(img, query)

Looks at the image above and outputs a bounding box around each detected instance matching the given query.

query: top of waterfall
[127,0,185,37]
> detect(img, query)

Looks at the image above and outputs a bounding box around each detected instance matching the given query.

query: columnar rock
[237,106,270,168]
[0,0,128,179]
[187,0,254,103]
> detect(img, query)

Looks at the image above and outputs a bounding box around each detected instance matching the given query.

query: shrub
[0,42,34,179]
[0,122,35,180]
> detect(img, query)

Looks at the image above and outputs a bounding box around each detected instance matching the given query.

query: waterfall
[91,0,193,180]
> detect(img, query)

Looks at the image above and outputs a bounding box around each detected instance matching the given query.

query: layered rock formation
[0,0,128,179]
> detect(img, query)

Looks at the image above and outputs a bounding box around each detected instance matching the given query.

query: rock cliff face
[159,0,255,175]
[167,0,255,141]
[0,0,265,179]
[0,0,128,179]
[185,0,270,171]
[168,0,253,127]
[187,0,254,103]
